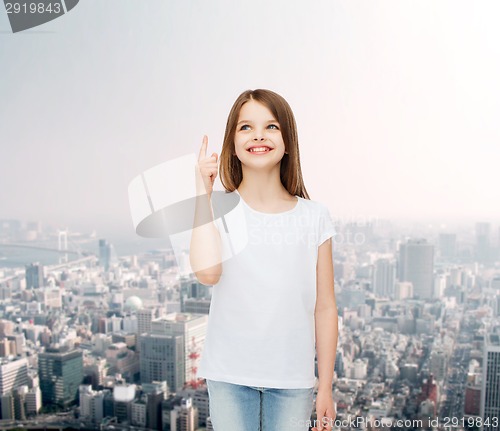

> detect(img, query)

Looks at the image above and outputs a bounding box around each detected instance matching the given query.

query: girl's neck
[237,170,292,203]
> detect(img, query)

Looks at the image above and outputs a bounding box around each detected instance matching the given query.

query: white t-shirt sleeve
[317,204,337,247]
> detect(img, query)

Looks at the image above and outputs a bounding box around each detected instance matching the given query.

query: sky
[1,0,499,241]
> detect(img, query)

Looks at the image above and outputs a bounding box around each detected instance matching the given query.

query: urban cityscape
[0,216,499,431]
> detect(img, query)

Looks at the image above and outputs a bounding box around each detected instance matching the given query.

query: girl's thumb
[212,152,218,162]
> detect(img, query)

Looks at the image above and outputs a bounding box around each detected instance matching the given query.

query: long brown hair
[219,89,311,200]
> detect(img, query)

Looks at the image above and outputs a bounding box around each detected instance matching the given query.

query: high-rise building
[372,258,395,298]
[113,383,136,423]
[170,397,199,431]
[38,347,83,407]
[25,262,44,289]
[98,239,117,271]
[0,357,29,396]
[150,313,208,385]
[98,239,111,271]
[79,385,105,424]
[480,331,500,431]
[139,333,185,393]
[131,395,147,427]
[143,381,168,430]
[0,393,14,419]
[398,239,434,299]
[137,306,165,336]
[184,298,211,314]
[475,222,492,265]
[25,386,42,415]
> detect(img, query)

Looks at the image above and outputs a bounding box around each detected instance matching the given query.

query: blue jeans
[206,379,314,430]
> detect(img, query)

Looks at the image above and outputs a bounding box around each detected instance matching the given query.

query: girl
[190,89,338,431]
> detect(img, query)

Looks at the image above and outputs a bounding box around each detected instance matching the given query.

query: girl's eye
[239,124,279,131]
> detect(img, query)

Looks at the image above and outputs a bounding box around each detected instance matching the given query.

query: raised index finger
[198,135,208,162]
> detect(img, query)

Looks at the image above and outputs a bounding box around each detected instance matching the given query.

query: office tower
[79,385,105,424]
[38,347,83,407]
[438,233,457,261]
[180,276,210,302]
[151,313,208,385]
[143,381,168,430]
[24,386,42,415]
[480,331,500,431]
[429,349,447,381]
[25,262,44,289]
[98,239,117,271]
[187,385,210,428]
[475,222,492,265]
[0,393,14,419]
[139,333,185,393]
[170,397,199,431]
[372,258,395,298]
[434,273,447,298]
[398,239,434,299]
[113,383,136,423]
[103,390,114,418]
[137,307,165,336]
[99,239,111,270]
[131,395,147,427]
[465,381,481,416]
[184,298,211,314]
[0,357,29,396]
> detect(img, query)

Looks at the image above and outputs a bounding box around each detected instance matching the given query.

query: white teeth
[249,147,270,152]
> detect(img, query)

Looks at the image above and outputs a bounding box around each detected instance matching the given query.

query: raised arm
[189,135,223,286]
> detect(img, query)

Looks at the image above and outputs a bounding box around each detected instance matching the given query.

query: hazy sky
[1,0,499,240]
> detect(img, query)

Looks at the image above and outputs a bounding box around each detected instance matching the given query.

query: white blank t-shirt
[197,190,337,389]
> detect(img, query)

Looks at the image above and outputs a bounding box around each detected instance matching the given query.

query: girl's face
[233,100,286,169]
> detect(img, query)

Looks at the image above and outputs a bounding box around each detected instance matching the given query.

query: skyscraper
[0,357,29,396]
[398,239,434,299]
[475,223,492,265]
[38,347,83,407]
[481,331,500,431]
[99,239,117,271]
[150,313,208,384]
[372,258,396,298]
[25,262,44,289]
[139,333,185,393]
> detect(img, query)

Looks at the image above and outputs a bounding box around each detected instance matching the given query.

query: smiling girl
[190,89,338,431]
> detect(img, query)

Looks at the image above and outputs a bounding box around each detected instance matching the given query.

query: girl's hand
[195,135,219,197]
[312,389,336,431]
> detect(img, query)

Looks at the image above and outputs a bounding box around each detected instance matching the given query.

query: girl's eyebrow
[237,119,279,126]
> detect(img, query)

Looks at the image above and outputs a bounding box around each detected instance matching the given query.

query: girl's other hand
[195,135,219,197]
[312,390,336,431]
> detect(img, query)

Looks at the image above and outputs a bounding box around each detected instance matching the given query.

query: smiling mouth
[247,146,273,154]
